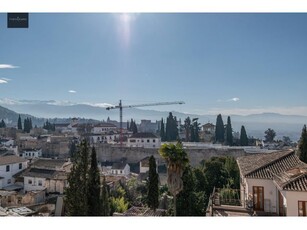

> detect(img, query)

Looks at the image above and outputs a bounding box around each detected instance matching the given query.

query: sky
[0,13,307,116]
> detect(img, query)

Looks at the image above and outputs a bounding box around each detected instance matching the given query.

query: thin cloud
[217,97,240,102]
[0,79,8,84]
[228,97,240,102]
[68,90,77,93]
[0,64,19,69]
[81,102,115,108]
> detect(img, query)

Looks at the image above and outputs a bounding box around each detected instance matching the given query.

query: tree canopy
[264,128,276,142]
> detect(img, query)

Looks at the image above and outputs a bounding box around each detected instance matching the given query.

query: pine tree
[240,126,248,146]
[160,118,165,141]
[215,114,225,143]
[147,155,159,212]
[225,116,233,146]
[87,147,101,216]
[17,115,22,130]
[101,176,110,216]
[298,124,307,163]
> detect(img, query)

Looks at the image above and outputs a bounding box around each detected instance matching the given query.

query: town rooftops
[129,132,158,139]
[0,155,27,166]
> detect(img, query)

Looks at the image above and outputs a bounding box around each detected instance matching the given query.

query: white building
[237,149,307,216]
[111,162,130,177]
[20,148,42,159]
[92,123,117,134]
[21,159,72,194]
[127,133,161,148]
[0,155,28,189]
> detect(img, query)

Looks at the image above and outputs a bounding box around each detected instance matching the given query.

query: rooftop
[31,158,70,170]
[22,168,58,179]
[274,167,307,192]
[236,149,304,179]
[0,155,27,166]
[112,162,128,170]
[129,132,158,139]
[94,123,117,128]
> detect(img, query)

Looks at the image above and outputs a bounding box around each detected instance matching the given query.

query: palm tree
[159,142,189,216]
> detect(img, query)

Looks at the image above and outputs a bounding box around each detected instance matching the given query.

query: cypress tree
[184,117,191,142]
[225,116,233,146]
[165,113,178,141]
[17,115,22,130]
[87,147,101,216]
[0,119,5,128]
[298,124,307,163]
[240,126,248,146]
[147,155,159,212]
[65,140,90,216]
[160,118,165,141]
[101,176,110,216]
[215,114,225,143]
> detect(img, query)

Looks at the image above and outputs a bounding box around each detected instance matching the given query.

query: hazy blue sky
[0,13,307,115]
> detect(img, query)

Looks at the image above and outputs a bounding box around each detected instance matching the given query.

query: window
[7,179,11,184]
[298,201,307,216]
[38,180,43,186]
[17,197,22,204]
[120,170,122,174]
[147,139,150,143]
[6,165,10,172]
[8,196,11,203]
[28,179,32,184]
[19,163,22,169]
[153,139,156,143]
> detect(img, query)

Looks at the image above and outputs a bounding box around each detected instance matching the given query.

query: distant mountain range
[0,99,306,141]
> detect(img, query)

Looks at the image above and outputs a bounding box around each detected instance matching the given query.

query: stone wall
[95,144,246,167]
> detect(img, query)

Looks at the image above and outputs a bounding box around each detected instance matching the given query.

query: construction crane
[106,100,185,146]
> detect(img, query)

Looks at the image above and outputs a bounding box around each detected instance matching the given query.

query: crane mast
[106,100,185,146]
